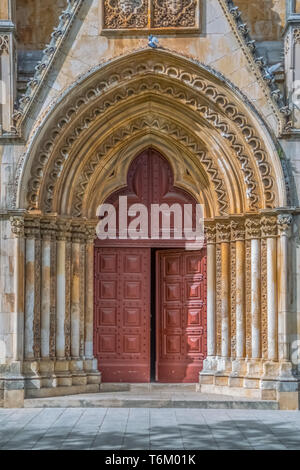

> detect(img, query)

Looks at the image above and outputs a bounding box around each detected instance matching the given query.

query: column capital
[216,222,231,243]
[40,221,57,240]
[10,216,25,238]
[278,214,293,235]
[85,225,97,243]
[71,223,86,243]
[261,215,278,238]
[231,219,245,242]
[56,221,72,241]
[245,217,261,239]
[205,224,216,244]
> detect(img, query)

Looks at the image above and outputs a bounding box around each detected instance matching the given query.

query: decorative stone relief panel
[101,0,200,33]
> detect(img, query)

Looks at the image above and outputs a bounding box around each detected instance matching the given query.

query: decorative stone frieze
[103,0,148,30]
[152,0,198,29]
[102,0,200,33]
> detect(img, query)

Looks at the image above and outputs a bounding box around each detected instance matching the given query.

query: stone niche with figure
[100,0,201,33]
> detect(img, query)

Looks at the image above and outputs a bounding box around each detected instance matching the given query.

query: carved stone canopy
[102,0,200,33]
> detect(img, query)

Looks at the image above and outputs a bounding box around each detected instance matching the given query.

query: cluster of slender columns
[204,213,293,380]
[20,217,97,371]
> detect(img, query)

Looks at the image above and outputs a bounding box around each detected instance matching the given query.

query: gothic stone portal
[93,149,207,383]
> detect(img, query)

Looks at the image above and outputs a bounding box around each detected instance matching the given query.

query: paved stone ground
[1,408,300,450]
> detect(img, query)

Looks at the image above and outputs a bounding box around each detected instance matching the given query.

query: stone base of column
[21,358,101,399]
[0,362,25,408]
[199,359,300,409]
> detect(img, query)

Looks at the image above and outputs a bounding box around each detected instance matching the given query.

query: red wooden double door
[94,247,207,383]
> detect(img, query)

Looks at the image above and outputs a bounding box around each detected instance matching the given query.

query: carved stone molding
[0,34,9,54]
[261,216,278,238]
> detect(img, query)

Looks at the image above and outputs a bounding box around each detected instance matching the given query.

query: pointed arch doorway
[94,148,207,383]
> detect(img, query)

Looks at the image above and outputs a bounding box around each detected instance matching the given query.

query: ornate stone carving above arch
[15,49,287,216]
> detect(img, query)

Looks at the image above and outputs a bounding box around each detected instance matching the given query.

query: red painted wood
[94,149,207,383]
[94,247,151,383]
[156,249,207,383]
[95,148,199,248]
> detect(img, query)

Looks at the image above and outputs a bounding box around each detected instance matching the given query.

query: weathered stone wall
[234,0,285,41]
[16,0,68,50]
[15,0,287,49]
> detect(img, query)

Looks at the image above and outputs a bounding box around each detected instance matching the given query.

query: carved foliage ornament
[104,0,148,29]
[0,35,9,54]
[153,0,197,28]
[102,0,200,32]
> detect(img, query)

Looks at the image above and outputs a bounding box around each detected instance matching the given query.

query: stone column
[24,219,41,361]
[85,226,96,360]
[245,219,262,359]
[71,234,81,360]
[261,216,278,361]
[10,216,25,362]
[276,213,298,409]
[206,225,216,358]
[216,222,231,370]
[5,215,25,407]
[56,224,68,359]
[84,225,101,387]
[277,214,293,362]
[245,218,262,385]
[40,225,54,358]
[232,220,246,359]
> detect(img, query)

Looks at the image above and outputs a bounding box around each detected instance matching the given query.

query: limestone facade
[0,0,300,409]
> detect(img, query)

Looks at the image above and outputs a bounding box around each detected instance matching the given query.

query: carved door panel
[94,247,151,382]
[156,249,207,383]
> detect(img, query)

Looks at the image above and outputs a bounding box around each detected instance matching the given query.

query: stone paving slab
[1,408,300,450]
[24,391,279,410]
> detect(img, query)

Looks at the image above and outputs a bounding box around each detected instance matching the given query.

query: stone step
[99,383,198,392]
[24,393,279,410]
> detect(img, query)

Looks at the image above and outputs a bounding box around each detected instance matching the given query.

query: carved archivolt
[70,115,228,217]
[38,81,260,214]
[20,53,280,217]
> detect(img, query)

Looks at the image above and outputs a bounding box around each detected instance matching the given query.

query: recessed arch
[15,49,287,218]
